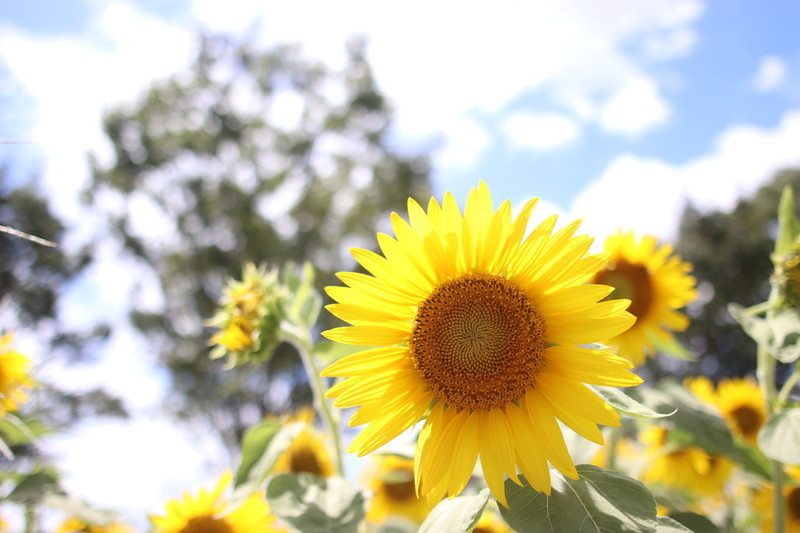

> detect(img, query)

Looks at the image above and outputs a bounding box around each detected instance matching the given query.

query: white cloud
[575,109,800,241]
[753,55,787,92]
[503,112,581,150]
[435,116,490,168]
[598,76,671,136]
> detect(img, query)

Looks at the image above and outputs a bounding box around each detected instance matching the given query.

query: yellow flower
[55,517,133,533]
[753,466,800,532]
[641,426,732,496]
[685,376,766,445]
[473,509,513,533]
[268,406,335,478]
[365,455,435,525]
[592,231,697,366]
[150,471,282,533]
[0,333,34,414]
[322,182,641,506]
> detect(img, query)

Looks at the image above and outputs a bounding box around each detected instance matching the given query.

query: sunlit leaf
[593,386,676,419]
[499,465,657,533]
[266,473,365,533]
[656,516,694,532]
[729,305,800,364]
[418,489,489,533]
[758,408,800,465]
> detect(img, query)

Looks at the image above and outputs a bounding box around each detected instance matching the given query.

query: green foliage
[666,512,720,533]
[417,489,489,533]
[758,407,800,465]
[86,32,431,448]
[593,385,676,419]
[266,474,365,533]
[673,167,800,379]
[730,305,800,364]
[234,420,303,490]
[499,466,658,533]
[655,516,696,533]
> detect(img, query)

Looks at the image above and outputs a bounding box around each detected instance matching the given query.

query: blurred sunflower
[592,231,696,366]
[0,333,34,414]
[322,181,641,505]
[685,376,766,445]
[365,455,434,525]
[753,466,800,533]
[55,517,133,533]
[150,471,282,533]
[641,426,732,496]
[272,408,335,478]
[473,509,513,533]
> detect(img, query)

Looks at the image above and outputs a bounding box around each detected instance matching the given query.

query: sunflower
[321,182,641,506]
[365,455,435,525]
[753,466,800,532]
[641,426,732,496]
[0,333,34,414]
[473,509,513,533]
[685,376,766,446]
[592,231,696,366]
[55,517,134,533]
[150,471,282,533]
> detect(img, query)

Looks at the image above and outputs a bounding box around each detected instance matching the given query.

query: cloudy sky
[1,0,799,528]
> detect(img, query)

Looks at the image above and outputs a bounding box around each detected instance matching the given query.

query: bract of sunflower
[321,181,642,506]
[592,230,697,366]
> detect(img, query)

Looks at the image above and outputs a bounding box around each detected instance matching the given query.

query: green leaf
[758,408,800,464]
[731,437,772,480]
[656,516,694,532]
[729,305,800,363]
[7,471,61,503]
[499,465,657,533]
[666,512,720,533]
[418,489,489,533]
[312,339,362,365]
[234,420,303,488]
[775,185,800,256]
[266,473,365,533]
[593,386,676,419]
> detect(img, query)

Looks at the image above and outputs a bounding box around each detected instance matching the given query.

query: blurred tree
[660,168,800,380]
[85,34,431,450]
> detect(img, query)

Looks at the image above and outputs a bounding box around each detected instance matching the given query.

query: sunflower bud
[772,237,800,310]
[208,263,288,367]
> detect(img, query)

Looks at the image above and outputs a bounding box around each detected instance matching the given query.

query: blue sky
[1,0,799,528]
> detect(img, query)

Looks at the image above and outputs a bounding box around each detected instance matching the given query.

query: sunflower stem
[776,370,799,405]
[284,323,345,476]
[757,341,785,533]
[605,425,620,471]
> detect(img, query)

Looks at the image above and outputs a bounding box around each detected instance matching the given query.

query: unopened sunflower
[592,231,697,366]
[0,333,33,414]
[150,471,282,533]
[365,454,434,525]
[322,182,641,506]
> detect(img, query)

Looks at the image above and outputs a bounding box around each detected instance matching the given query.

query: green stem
[757,342,785,533]
[24,504,37,533]
[777,370,800,405]
[605,425,620,471]
[286,324,345,476]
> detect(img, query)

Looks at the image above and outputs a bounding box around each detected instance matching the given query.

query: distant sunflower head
[55,517,134,533]
[641,426,732,496]
[365,455,434,525]
[0,333,34,414]
[754,467,800,532]
[273,425,335,479]
[208,263,288,367]
[150,471,281,533]
[592,231,697,366]
[686,375,765,445]
[473,509,513,533]
[322,181,642,506]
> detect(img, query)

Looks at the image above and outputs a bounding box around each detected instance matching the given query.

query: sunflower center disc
[382,469,417,502]
[594,259,653,320]
[409,274,547,411]
[181,516,234,533]
[289,445,325,476]
[789,487,800,521]
[730,405,764,439]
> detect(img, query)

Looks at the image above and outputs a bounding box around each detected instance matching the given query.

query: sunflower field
[2,181,800,533]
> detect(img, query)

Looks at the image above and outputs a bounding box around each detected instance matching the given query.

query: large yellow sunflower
[592,231,697,366]
[150,471,282,533]
[685,376,766,446]
[321,182,641,505]
[365,454,435,525]
[0,333,34,414]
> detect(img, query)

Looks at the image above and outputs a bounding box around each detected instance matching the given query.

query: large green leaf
[729,305,800,364]
[758,408,800,465]
[498,465,657,533]
[266,473,365,533]
[666,512,720,533]
[593,386,676,419]
[234,420,303,488]
[6,471,61,503]
[656,516,694,532]
[418,489,490,533]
